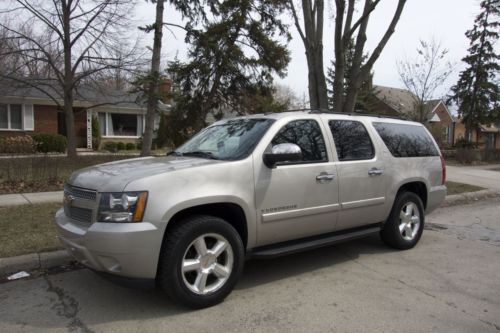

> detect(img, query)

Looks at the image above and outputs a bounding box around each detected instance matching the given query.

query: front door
[254,119,339,246]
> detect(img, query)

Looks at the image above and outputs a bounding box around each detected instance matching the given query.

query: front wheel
[381,191,425,250]
[157,215,244,308]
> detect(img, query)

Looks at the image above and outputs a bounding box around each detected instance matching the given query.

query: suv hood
[68,156,222,192]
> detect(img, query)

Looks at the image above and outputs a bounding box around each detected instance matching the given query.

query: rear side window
[272,119,327,163]
[373,122,439,157]
[328,120,374,161]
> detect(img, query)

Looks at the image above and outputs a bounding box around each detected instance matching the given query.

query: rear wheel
[158,215,244,308]
[381,191,424,250]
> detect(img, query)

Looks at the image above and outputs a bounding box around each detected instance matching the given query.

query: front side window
[329,120,374,161]
[373,122,439,157]
[175,118,275,161]
[271,119,327,163]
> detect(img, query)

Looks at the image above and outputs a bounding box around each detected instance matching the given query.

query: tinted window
[373,122,439,157]
[272,120,327,163]
[328,120,374,161]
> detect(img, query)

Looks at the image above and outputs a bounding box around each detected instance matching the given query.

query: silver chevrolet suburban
[55,111,446,308]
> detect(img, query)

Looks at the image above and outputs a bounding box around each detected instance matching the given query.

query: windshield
[173,118,275,160]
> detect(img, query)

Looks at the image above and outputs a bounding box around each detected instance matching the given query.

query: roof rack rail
[280,108,404,120]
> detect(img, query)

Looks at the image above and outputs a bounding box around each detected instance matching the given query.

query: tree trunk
[344,0,406,113]
[141,0,164,157]
[300,0,328,110]
[62,1,77,158]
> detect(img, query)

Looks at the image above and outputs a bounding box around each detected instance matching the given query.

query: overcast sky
[134,0,483,101]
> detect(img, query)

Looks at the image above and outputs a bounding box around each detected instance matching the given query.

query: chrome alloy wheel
[399,202,421,241]
[181,233,234,295]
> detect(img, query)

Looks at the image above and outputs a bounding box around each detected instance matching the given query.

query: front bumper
[55,208,162,279]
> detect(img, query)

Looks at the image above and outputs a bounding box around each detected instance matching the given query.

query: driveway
[447,163,500,191]
[1,198,499,332]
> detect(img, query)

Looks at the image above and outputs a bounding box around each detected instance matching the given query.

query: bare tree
[0,0,139,157]
[288,0,407,112]
[397,38,453,123]
[288,0,328,110]
[140,0,165,157]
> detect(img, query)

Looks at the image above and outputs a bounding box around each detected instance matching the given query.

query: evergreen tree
[167,0,290,134]
[450,0,499,141]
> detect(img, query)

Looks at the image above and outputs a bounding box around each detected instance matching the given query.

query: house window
[0,104,33,130]
[98,112,144,137]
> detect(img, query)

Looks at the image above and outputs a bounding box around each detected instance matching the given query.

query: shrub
[136,137,142,150]
[116,142,125,151]
[0,136,36,154]
[455,137,478,149]
[103,141,118,152]
[32,133,67,153]
[125,143,135,150]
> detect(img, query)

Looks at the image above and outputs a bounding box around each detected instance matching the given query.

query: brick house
[370,85,455,146]
[453,119,500,149]
[0,80,171,149]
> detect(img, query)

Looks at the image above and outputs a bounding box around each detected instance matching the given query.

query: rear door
[323,118,388,230]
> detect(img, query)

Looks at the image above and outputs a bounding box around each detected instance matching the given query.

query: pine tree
[450,0,499,141]
[167,0,290,132]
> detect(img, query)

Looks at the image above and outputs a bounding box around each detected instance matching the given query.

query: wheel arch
[396,181,428,209]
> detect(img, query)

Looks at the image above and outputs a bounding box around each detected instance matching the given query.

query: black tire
[157,215,244,309]
[381,191,425,250]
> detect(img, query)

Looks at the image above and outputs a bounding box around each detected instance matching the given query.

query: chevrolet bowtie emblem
[63,193,75,205]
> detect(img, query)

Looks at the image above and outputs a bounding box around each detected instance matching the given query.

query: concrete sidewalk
[447,163,500,191]
[0,191,62,207]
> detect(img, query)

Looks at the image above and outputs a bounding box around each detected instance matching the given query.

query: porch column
[86,110,92,149]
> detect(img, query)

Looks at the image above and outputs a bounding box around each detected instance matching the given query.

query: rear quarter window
[373,122,439,157]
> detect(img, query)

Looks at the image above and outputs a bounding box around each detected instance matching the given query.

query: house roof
[373,85,453,122]
[373,85,417,115]
[0,78,144,110]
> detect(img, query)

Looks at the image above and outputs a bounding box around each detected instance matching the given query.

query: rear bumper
[426,185,447,214]
[55,208,162,279]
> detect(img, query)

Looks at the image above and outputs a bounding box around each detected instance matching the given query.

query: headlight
[98,191,148,222]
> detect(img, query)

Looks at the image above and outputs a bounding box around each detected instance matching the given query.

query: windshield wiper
[167,151,182,156]
[171,151,219,160]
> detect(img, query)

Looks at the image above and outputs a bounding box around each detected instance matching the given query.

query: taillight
[440,155,446,185]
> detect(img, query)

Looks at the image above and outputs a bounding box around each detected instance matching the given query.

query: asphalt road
[1,198,499,333]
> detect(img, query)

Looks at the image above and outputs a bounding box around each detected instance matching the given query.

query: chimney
[158,77,172,105]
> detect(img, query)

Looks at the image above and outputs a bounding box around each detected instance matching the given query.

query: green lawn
[445,181,485,195]
[0,203,63,257]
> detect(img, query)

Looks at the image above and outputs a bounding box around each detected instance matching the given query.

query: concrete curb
[442,189,500,207]
[0,250,72,277]
[1,190,499,278]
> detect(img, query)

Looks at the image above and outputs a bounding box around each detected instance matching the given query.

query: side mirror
[263,143,302,168]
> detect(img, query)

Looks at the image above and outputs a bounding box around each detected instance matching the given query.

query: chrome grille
[67,206,93,223]
[64,184,97,201]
